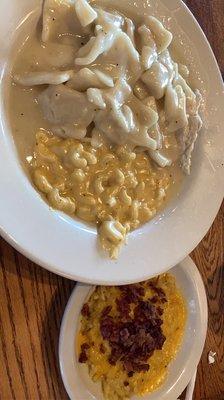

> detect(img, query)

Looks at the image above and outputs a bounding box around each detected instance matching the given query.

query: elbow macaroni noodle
[31,129,173,258]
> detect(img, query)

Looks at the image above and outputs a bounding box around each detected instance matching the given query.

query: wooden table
[0,1,223,399]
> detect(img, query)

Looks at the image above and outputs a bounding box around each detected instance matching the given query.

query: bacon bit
[150,296,158,303]
[81,303,90,317]
[79,342,90,363]
[99,283,165,374]
[119,284,145,301]
[81,343,90,351]
[101,305,112,318]
[161,297,167,303]
[148,282,167,304]
[148,283,166,298]
[100,343,106,353]
[157,306,163,316]
[79,351,88,363]
[116,296,130,318]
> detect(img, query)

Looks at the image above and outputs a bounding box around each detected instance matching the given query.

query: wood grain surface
[0,1,224,399]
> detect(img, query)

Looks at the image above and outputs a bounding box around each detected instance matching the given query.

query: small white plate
[59,257,208,400]
[0,0,224,283]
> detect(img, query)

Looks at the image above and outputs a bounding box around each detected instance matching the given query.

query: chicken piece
[180,91,203,174]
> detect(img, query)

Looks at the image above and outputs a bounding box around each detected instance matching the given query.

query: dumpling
[13,70,73,86]
[75,11,139,67]
[95,7,124,30]
[142,95,158,112]
[116,32,140,63]
[145,16,173,53]
[94,69,114,87]
[75,30,139,66]
[122,105,135,131]
[138,25,155,48]
[165,83,178,120]
[133,80,149,100]
[42,0,56,43]
[141,45,157,70]
[42,0,75,43]
[94,109,126,145]
[105,78,132,109]
[110,105,131,133]
[149,123,163,149]
[128,95,158,128]
[158,50,175,79]
[74,0,97,27]
[138,25,157,70]
[141,61,169,99]
[38,84,95,126]
[31,42,76,69]
[128,126,157,150]
[74,5,123,65]
[67,68,114,91]
[75,28,119,65]
[125,18,135,45]
[87,88,106,109]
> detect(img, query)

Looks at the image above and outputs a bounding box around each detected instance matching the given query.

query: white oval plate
[0,0,223,284]
[59,257,208,400]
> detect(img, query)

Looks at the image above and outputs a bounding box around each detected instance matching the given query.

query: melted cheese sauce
[78,274,186,399]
